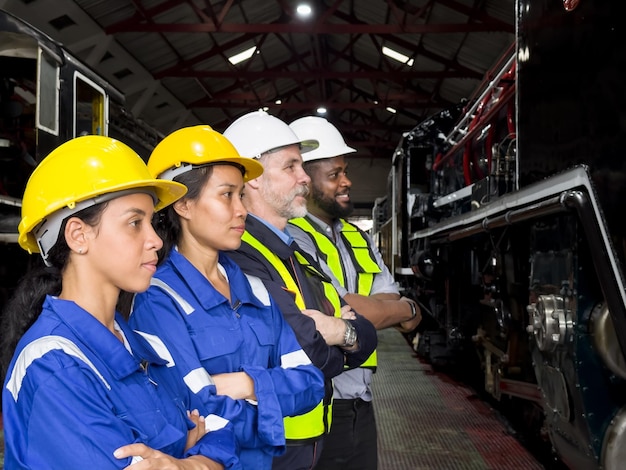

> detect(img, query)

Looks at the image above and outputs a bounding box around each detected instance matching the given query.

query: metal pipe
[445,194,566,242]
[444,53,516,148]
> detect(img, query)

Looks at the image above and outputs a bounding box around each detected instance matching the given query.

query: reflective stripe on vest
[290,217,348,287]
[339,219,382,294]
[289,216,381,368]
[292,250,344,316]
[241,230,333,441]
[290,217,382,294]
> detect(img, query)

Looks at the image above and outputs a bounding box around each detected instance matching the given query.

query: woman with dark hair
[1,135,240,469]
[129,125,325,470]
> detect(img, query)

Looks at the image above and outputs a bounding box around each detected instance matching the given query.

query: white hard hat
[223,110,315,159]
[289,116,356,162]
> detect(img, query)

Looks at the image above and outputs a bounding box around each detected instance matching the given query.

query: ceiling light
[228,46,257,65]
[386,107,397,114]
[317,107,327,114]
[275,99,282,105]
[296,4,312,17]
[382,46,412,66]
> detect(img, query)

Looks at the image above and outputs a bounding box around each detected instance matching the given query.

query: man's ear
[246,176,261,190]
[65,217,88,254]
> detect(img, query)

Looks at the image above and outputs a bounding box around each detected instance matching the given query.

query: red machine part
[462,61,516,186]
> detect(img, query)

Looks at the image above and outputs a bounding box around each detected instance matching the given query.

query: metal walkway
[373,328,544,470]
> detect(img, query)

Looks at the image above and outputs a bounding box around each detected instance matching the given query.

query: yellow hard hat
[148,125,264,182]
[18,135,187,257]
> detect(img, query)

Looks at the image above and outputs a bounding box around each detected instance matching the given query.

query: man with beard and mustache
[223,110,377,470]
[288,116,422,470]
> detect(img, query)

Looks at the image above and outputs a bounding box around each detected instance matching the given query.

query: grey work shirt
[288,213,399,401]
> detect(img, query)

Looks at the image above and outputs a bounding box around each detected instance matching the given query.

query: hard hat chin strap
[34,188,157,267]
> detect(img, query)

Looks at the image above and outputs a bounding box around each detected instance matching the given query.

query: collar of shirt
[248,213,294,245]
[44,295,166,380]
[165,248,264,310]
[304,212,343,240]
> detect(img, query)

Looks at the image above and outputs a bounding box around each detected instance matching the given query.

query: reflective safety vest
[241,230,337,441]
[289,216,381,368]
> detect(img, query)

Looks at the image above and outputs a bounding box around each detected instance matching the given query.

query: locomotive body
[373,1,626,468]
[0,9,160,312]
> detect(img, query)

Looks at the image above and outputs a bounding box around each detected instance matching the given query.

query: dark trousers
[314,398,377,470]
[272,438,324,470]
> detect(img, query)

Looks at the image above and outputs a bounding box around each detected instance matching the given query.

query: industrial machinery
[0,9,161,312]
[372,1,626,468]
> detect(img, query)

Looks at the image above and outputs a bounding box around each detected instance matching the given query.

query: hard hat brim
[300,141,356,162]
[217,156,264,182]
[18,178,187,254]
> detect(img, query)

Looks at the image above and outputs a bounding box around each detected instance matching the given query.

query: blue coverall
[130,250,325,469]
[2,295,240,469]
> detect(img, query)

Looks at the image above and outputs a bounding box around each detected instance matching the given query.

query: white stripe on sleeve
[204,414,229,431]
[184,367,215,394]
[281,349,312,369]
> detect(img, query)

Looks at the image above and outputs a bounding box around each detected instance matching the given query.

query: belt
[332,398,371,410]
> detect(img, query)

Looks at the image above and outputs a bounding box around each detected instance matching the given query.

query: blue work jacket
[2,296,240,470]
[130,250,325,470]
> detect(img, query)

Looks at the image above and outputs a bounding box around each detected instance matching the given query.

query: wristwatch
[406,299,417,319]
[342,320,358,347]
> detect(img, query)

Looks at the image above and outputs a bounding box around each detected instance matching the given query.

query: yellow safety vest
[289,216,382,368]
[241,230,337,441]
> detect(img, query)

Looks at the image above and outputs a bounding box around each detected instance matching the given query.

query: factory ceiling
[0,0,515,216]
